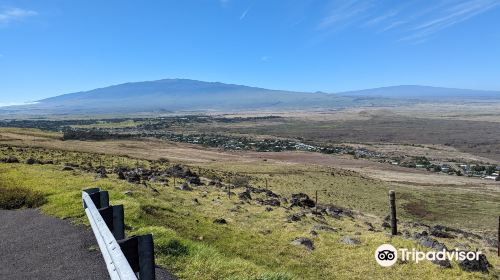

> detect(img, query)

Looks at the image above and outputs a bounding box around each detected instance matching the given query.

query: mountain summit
[1,80,499,116]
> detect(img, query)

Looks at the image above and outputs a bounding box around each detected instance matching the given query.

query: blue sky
[1,0,499,104]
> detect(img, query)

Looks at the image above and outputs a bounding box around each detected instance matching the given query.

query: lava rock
[312,225,337,232]
[341,236,361,245]
[290,193,315,208]
[213,218,227,224]
[417,236,448,251]
[177,183,193,191]
[430,225,455,238]
[291,237,315,251]
[458,253,490,273]
[287,213,304,222]
[432,259,452,268]
[238,190,252,201]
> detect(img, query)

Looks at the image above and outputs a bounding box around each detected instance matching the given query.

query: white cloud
[240,7,250,20]
[0,8,37,24]
[317,0,500,43]
[260,56,270,62]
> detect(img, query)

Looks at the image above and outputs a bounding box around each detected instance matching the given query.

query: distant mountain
[337,85,500,100]
[1,80,499,116]
[0,79,356,115]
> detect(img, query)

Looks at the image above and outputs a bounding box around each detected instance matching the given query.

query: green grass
[0,183,46,209]
[0,162,497,279]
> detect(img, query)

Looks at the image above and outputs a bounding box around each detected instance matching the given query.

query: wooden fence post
[389,190,397,235]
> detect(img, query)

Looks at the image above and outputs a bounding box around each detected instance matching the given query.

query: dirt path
[0,209,176,280]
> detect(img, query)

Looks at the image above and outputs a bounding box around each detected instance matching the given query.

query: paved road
[0,209,176,280]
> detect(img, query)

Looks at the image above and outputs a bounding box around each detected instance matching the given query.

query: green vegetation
[0,183,46,209]
[0,160,497,279]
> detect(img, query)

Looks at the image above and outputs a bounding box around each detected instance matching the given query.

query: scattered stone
[484,238,498,248]
[4,157,19,163]
[365,222,375,231]
[117,171,126,180]
[341,236,361,245]
[26,158,37,165]
[62,166,74,171]
[256,198,280,207]
[417,236,447,251]
[432,259,452,268]
[177,183,193,191]
[290,193,315,208]
[259,229,272,235]
[287,213,304,223]
[265,207,273,212]
[310,230,318,237]
[325,205,353,218]
[458,253,490,273]
[291,237,315,251]
[213,218,227,225]
[312,225,337,232]
[430,225,455,239]
[123,191,133,196]
[238,190,252,201]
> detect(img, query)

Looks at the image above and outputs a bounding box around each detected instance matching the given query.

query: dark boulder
[238,190,252,201]
[458,253,490,273]
[256,198,280,207]
[290,193,315,208]
[26,158,38,165]
[287,213,304,222]
[430,225,455,239]
[213,218,227,224]
[417,236,448,251]
[5,157,19,163]
[432,259,452,268]
[187,176,202,186]
[291,237,315,251]
[325,205,353,218]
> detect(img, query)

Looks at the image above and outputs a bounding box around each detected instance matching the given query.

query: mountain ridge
[2,79,499,116]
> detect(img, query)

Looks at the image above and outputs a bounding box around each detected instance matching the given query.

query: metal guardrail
[83,188,155,280]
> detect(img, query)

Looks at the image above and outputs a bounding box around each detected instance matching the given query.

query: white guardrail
[83,190,139,280]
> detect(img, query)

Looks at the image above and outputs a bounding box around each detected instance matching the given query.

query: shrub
[0,185,47,209]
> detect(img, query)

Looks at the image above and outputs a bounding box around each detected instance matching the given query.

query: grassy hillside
[0,148,498,279]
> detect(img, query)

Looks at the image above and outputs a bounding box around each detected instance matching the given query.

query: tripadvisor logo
[375,244,482,267]
[375,244,398,267]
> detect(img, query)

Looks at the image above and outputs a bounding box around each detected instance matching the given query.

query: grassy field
[1,163,498,279]
[0,143,498,279]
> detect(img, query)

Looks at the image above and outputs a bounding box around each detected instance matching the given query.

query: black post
[315,190,318,212]
[389,190,397,235]
[89,190,109,208]
[113,205,125,240]
[118,234,155,279]
[138,234,155,280]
